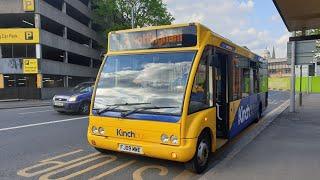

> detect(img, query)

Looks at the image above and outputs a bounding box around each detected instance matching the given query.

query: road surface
[0,91,289,180]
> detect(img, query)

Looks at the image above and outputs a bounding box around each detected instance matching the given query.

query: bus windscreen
[109,25,197,51]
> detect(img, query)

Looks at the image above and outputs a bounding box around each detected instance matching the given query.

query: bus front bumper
[87,134,197,163]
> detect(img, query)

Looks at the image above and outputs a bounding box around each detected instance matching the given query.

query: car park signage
[0,28,39,44]
[23,59,38,74]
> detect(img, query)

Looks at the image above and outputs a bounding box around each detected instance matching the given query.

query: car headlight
[68,95,78,102]
[170,135,179,145]
[161,134,169,143]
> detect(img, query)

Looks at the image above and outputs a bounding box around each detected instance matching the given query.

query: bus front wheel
[186,132,211,174]
[94,147,110,154]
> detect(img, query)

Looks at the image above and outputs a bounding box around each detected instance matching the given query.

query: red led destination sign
[109,25,197,51]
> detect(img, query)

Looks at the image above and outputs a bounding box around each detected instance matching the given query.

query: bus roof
[107,23,265,62]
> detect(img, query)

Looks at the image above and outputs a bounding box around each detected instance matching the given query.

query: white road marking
[18,110,54,115]
[1,106,51,112]
[0,116,88,132]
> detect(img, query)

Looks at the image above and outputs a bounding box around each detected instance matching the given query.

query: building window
[0,44,36,58]
[4,75,36,88]
[13,44,26,58]
[0,45,13,58]
[93,59,102,68]
[3,75,15,88]
[43,75,64,88]
[68,76,94,87]
[26,45,36,58]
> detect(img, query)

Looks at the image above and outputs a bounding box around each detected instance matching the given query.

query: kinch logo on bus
[116,129,136,138]
[238,105,251,125]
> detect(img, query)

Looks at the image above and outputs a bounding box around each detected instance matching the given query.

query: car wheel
[79,102,90,115]
[186,132,211,174]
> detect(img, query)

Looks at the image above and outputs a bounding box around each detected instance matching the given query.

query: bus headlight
[98,127,105,135]
[161,134,169,143]
[92,126,98,134]
[170,135,179,145]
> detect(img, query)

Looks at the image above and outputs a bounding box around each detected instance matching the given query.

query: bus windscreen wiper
[121,106,178,118]
[96,102,151,115]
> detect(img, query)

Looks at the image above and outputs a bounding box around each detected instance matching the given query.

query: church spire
[272,46,276,59]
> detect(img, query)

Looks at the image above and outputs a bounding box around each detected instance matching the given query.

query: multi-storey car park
[0,0,105,100]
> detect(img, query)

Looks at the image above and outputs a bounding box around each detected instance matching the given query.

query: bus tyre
[94,147,110,154]
[79,102,90,115]
[186,132,211,174]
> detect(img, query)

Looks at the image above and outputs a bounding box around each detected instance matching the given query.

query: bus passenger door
[214,51,229,138]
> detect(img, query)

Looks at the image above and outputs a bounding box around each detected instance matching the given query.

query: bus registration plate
[119,144,143,154]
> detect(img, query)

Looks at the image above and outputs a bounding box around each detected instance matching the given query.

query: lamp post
[131,4,134,29]
[126,0,136,29]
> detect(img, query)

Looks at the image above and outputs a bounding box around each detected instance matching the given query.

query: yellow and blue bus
[87,23,268,173]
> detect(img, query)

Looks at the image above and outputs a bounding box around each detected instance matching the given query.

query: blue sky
[164,0,290,58]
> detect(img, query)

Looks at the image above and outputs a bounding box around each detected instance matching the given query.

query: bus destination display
[109,25,197,51]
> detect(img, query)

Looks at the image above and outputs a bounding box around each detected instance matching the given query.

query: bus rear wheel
[186,132,211,174]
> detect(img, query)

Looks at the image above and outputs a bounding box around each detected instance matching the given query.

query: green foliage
[91,0,174,34]
[91,0,130,34]
[308,29,320,35]
[116,0,174,27]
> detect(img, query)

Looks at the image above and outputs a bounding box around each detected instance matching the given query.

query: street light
[125,0,137,28]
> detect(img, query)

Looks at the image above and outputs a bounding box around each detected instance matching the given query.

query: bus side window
[252,62,260,94]
[189,50,210,114]
[239,57,251,98]
[229,55,241,101]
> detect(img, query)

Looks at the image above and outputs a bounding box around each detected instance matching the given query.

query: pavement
[0,91,302,180]
[201,93,320,180]
[0,99,51,110]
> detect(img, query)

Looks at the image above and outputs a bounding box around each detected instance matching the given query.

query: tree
[116,0,174,27]
[91,0,174,33]
[91,0,131,34]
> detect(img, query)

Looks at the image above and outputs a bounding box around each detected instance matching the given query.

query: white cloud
[187,13,205,23]
[165,0,289,58]
[239,0,254,11]
[271,14,281,22]
[276,33,290,45]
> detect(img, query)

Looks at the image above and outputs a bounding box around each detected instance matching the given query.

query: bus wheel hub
[197,140,209,166]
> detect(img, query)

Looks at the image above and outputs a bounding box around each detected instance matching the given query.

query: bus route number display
[110,25,197,51]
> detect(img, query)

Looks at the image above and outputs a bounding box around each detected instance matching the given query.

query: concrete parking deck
[202,94,320,180]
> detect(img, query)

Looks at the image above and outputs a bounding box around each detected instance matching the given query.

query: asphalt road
[0,91,289,180]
